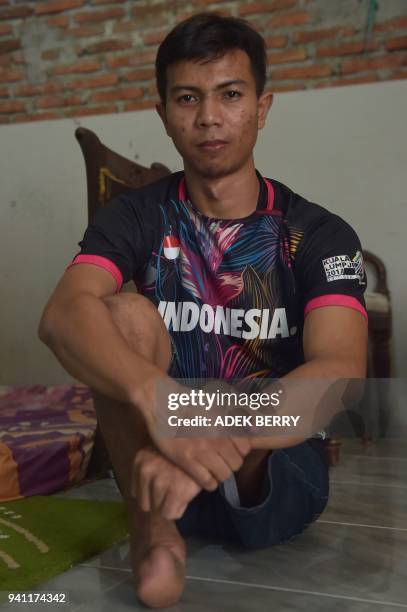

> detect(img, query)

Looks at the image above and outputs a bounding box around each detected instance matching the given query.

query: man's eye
[226,90,241,99]
[179,94,195,103]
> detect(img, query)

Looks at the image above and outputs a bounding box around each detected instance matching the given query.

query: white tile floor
[2,438,406,611]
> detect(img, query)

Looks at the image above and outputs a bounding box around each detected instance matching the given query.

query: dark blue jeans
[176,439,329,550]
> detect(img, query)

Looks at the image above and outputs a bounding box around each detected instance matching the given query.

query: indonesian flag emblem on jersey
[163,234,180,260]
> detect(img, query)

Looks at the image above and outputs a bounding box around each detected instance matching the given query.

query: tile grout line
[78,563,131,572]
[317,519,407,532]
[330,479,407,489]
[76,564,407,608]
[341,455,407,461]
[185,575,407,608]
[71,572,131,611]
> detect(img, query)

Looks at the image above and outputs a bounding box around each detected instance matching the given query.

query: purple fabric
[0,385,97,501]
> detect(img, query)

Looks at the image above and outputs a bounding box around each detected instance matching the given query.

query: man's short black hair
[155,12,267,104]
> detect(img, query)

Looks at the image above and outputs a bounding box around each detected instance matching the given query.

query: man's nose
[196,96,222,127]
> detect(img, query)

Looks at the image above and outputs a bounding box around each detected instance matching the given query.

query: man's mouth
[198,140,228,150]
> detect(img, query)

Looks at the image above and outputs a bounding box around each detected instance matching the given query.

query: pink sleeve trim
[304,294,368,322]
[66,254,123,293]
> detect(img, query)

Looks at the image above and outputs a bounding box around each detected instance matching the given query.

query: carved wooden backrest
[75,127,171,223]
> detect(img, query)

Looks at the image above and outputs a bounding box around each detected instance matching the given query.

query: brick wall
[0,0,406,124]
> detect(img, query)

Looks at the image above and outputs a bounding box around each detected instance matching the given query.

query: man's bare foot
[129,504,187,608]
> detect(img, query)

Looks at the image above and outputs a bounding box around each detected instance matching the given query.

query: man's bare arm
[249,305,368,450]
[38,264,250,491]
[38,264,163,409]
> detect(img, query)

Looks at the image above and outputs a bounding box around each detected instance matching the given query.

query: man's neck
[183,163,260,220]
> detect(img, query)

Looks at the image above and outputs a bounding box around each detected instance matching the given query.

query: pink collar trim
[178,175,274,214]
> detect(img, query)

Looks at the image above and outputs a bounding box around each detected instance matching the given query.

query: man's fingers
[138,465,153,512]
[174,458,218,491]
[217,440,246,472]
[230,436,252,458]
[151,476,168,510]
[201,452,233,484]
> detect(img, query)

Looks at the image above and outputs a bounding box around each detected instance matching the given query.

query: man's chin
[188,161,240,180]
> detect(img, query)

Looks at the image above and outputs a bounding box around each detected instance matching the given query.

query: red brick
[0,39,20,54]
[79,39,133,55]
[176,9,232,24]
[332,75,378,87]
[0,99,25,113]
[0,51,24,66]
[293,26,355,44]
[316,40,379,58]
[69,73,118,89]
[36,0,84,15]
[0,23,12,36]
[124,100,156,112]
[14,112,60,123]
[147,81,157,96]
[53,60,100,75]
[191,0,231,6]
[143,30,167,46]
[15,82,64,96]
[265,35,287,49]
[0,85,8,97]
[341,54,407,75]
[90,86,143,103]
[42,49,61,61]
[387,70,407,81]
[66,104,116,117]
[74,8,124,23]
[239,0,297,16]
[91,0,124,4]
[0,68,23,82]
[122,68,155,82]
[272,64,331,80]
[65,25,105,37]
[267,11,310,27]
[0,6,34,21]
[36,94,82,109]
[267,48,306,64]
[374,16,407,33]
[113,21,140,34]
[315,75,378,89]
[272,83,306,93]
[107,51,156,69]
[47,16,69,27]
[386,36,407,52]
[131,2,174,17]
[0,115,9,124]
[131,5,170,27]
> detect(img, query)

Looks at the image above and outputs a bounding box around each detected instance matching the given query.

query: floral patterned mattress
[0,385,96,502]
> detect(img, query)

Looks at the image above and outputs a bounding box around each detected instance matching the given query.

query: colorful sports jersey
[67,171,367,381]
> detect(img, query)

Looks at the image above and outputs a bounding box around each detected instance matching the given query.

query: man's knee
[102,292,171,368]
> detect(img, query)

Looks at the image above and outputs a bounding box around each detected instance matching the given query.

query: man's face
[156,49,273,180]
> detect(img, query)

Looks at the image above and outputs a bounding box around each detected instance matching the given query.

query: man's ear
[156,102,172,137]
[257,91,273,130]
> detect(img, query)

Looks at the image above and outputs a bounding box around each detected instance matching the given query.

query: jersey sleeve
[66,194,150,293]
[294,213,368,321]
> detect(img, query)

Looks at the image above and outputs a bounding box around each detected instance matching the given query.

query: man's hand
[131,446,201,520]
[151,436,251,491]
[132,377,252,491]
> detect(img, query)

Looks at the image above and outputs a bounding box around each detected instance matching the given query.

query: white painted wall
[1,79,406,385]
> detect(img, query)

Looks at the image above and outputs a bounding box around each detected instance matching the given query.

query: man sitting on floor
[39,12,367,608]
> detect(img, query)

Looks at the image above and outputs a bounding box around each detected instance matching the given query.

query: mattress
[0,385,96,502]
